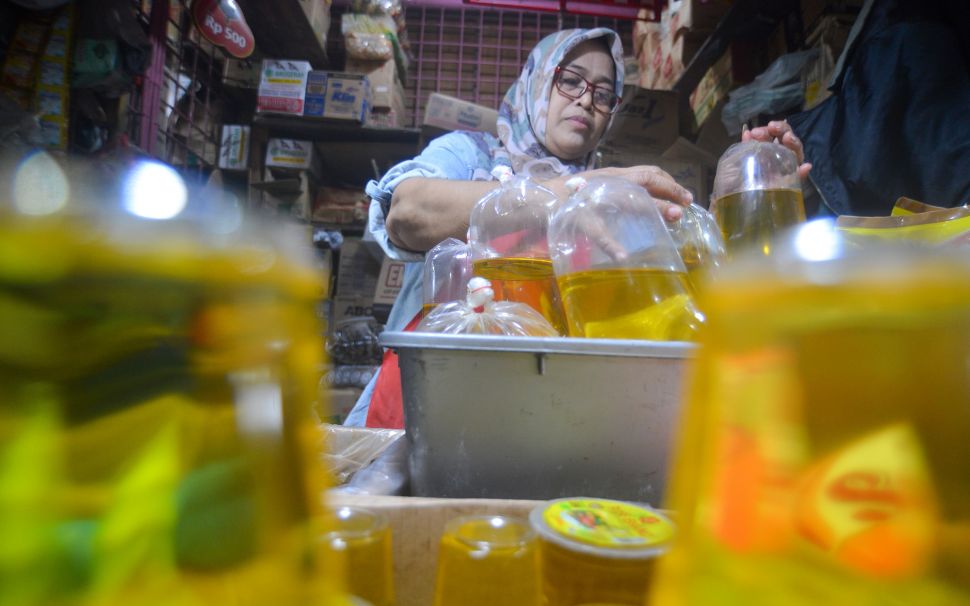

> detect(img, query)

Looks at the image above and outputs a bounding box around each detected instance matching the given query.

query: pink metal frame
[403,5,633,127]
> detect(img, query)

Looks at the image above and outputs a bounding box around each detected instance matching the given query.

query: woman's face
[544,39,615,161]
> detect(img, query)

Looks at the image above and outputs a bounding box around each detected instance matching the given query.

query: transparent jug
[667,202,726,291]
[710,140,806,258]
[421,237,473,317]
[0,153,349,606]
[547,176,704,341]
[467,166,566,334]
[650,220,970,606]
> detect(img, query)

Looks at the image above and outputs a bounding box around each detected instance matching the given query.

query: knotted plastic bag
[416,276,558,336]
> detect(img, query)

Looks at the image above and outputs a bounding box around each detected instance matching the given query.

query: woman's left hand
[743,120,812,180]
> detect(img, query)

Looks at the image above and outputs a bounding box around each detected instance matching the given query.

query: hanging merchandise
[416,277,558,336]
[548,176,704,341]
[191,0,255,59]
[422,237,474,317]
[710,140,806,259]
[467,165,566,334]
[650,220,970,606]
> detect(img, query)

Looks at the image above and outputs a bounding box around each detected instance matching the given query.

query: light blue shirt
[343,132,499,426]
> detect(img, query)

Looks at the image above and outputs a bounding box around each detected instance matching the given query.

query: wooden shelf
[253,114,421,145]
[236,0,330,68]
[673,0,800,98]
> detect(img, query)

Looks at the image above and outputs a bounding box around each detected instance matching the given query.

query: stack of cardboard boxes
[634,0,732,91]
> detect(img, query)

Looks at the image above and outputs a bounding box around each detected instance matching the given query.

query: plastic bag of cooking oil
[416,276,557,336]
[837,204,970,248]
[467,165,566,334]
[547,175,704,341]
[421,237,473,317]
[667,202,726,291]
[650,219,970,606]
[710,140,806,258]
[891,197,949,216]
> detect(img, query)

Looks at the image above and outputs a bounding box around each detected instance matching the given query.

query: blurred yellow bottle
[0,156,349,606]
[650,222,970,606]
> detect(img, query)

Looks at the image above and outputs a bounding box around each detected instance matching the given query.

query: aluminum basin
[381,332,694,506]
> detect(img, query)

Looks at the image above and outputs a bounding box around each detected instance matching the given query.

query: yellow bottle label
[543,499,674,550]
[796,423,938,579]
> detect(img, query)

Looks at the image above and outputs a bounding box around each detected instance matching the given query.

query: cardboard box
[345,58,404,110]
[303,71,328,116]
[251,169,317,220]
[304,72,370,121]
[336,238,383,299]
[600,85,680,154]
[257,59,311,115]
[329,492,543,606]
[323,387,365,424]
[374,257,406,306]
[667,0,732,33]
[265,138,314,169]
[331,293,376,327]
[423,93,498,136]
[298,0,331,48]
[688,49,732,130]
[223,58,261,88]
[218,124,250,171]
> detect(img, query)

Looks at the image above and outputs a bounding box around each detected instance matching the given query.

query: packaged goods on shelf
[257,59,312,115]
[422,93,498,136]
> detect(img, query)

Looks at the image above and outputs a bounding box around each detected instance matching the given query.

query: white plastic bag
[416,277,558,336]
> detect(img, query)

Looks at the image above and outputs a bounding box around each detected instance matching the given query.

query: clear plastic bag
[422,237,474,316]
[467,166,566,334]
[721,48,820,135]
[321,423,405,486]
[710,141,806,259]
[416,276,558,336]
[327,317,383,365]
[326,364,379,388]
[548,176,704,341]
[667,202,726,290]
[342,13,399,62]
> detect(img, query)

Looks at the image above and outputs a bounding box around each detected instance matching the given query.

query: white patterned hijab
[493,28,624,180]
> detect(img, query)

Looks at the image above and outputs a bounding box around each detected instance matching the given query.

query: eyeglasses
[554,66,622,115]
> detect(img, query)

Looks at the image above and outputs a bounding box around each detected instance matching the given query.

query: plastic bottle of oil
[547,176,704,341]
[467,166,567,334]
[649,220,970,606]
[710,140,805,258]
[0,153,351,606]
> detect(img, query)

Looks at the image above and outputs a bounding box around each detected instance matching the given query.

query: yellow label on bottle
[796,423,938,579]
[542,499,674,550]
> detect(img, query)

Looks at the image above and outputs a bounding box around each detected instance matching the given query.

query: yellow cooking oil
[0,212,348,606]
[650,262,970,606]
[531,498,674,606]
[433,516,541,606]
[556,267,703,341]
[713,188,806,257]
[473,257,567,335]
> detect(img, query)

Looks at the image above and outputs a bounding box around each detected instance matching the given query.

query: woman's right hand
[545,165,694,221]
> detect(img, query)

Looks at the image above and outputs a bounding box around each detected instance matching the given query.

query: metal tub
[380,332,694,506]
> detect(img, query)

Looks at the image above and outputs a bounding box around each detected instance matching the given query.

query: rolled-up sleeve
[365,132,484,262]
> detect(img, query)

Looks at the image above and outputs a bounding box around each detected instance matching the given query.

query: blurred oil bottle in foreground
[710,140,806,258]
[0,152,349,605]
[650,220,970,605]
